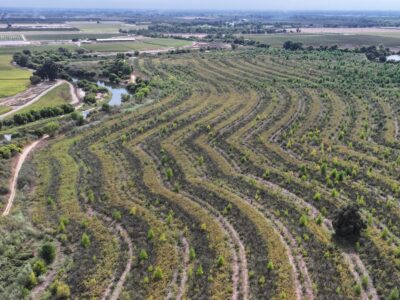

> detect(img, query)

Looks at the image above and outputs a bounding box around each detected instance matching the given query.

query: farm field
[24,32,119,41]
[1,47,399,299]
[0,105,12,115]
[0,34,24,41]
[298,27,400,35]
[0,55,31,98]
[0,38,191,55]
[67,21,148,33]
[0,44,79,55]
[81,38,192,52]
[246,33,400,49]
[4,82,72,118]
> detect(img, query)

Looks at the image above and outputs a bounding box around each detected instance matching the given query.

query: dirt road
[2,135,48,217]
[67,81,80,106]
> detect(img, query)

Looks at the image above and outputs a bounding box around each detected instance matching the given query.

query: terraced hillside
[2,48,400,300]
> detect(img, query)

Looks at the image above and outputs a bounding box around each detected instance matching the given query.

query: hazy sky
[1,0,400,10]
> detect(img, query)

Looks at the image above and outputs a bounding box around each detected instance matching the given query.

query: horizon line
[2,7,400,12]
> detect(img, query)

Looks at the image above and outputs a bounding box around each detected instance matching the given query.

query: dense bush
[0,143,22,159]
[283,41,304,51]
[333,204,366,241]
[126,77,151,100]
[30,75,42,85]
[357,45,390,62]
[40,242,56,264]
[84,93,96,104]
[43,121,60,137]
[101,55,132,83]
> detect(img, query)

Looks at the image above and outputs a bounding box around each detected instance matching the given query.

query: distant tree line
[282,40,392,63]
[123,21,280,36]
[356,45,390,63]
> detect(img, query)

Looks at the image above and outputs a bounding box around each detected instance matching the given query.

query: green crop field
[0,34,24,41]
[0,38,190,56]
[81,38,192,52]
[0,55,31,98]
[24,32,119,41]
[0,105,12,115]
[5,82,72,118]
[0,44,79,55]
[67,21,148,33]
[245,33,400,49]
[1,47,399,299]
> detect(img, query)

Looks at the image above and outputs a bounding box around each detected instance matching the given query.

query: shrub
[101,103,111,112]
[84,93,96,104]
[81,233,90,248]
[32,259,47,276]
[299,214,309,226]
[361,275,368,288]
[389,287,399,300]
[55,282,71,299]
[315,214,323,225]
[189,247,196,261]
[166,168,173,181]
[121,93,130,102]
[333,204,366,241]
[196,265,204,276]
[217,255,225,267]
[25,271,37,289]
[259,275,266,286]
[166,211,173,224]
[313,191,321,201]
[139,249,149,261]
[283,41,304,51]
[43,121,60,137]
[153,267,163,280]
[112,210,122,221]
[147,228,154,240]
[130,207,137,215]
[30,75,42,85]
[0,144,22,159]
[354,283,361,296]
[40,242,56,264]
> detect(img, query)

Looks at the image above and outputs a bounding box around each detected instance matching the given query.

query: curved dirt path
[176,237,190,300]
[108,222,133,300]
[66,81,81,106]
[86,207,133,300]
[167,236,190,300]
[2,135,48,217]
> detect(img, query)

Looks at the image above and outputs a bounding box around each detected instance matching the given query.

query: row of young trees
[0,104,74,127]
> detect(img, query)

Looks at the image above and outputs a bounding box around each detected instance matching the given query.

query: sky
[1,0,400,11]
